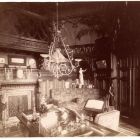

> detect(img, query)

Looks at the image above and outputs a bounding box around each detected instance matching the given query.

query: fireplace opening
[8,95,28,117]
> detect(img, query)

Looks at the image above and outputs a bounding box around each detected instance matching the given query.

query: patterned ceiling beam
[0,33,49,53]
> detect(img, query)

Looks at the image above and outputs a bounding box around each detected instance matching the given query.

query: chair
[94,110,120,131]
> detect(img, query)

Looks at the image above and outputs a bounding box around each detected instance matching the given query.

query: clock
[28,58,36,68]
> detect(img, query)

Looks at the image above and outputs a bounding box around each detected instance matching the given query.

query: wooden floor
[0,119,140,137]
[118,120,140,136]
[119,117,140,136]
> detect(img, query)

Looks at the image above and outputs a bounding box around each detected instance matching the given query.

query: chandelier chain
[56,2,59,31]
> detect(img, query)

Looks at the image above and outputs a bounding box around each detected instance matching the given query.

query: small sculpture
[104,83,115,111]
[79,68,86,88]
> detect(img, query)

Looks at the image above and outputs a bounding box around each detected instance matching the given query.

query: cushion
[84,99,104,112]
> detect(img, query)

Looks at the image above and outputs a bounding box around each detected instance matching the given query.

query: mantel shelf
[0,79,37,86]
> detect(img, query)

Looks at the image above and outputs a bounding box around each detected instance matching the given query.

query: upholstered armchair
[94,110,120,131]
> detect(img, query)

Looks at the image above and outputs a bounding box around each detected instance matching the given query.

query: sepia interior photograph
[0,0,140,137]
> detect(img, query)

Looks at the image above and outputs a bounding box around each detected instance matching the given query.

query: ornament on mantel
[17,68,24,79]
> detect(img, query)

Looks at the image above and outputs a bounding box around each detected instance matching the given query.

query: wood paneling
[0,95,2,121]
[117,55,140,118]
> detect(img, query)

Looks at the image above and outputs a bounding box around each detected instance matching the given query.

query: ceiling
[0,2,140,45]
[0,2,124,21]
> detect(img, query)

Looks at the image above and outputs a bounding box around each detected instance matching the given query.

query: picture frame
[0,57,6,64]
[8,55,26,66]
[96,60,107,69]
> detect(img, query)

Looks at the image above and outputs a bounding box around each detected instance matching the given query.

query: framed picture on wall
[96,60,107,69]
[0,57,6,64]
[8,55,26,66]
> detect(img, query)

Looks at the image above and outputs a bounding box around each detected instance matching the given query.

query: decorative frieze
[71,44,95,58]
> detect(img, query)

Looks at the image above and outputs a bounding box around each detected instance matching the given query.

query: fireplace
[1,81,37,127]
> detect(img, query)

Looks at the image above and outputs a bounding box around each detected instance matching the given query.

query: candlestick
[4,67,6,74]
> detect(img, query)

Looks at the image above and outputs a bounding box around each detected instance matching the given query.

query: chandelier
[41,3,81,78]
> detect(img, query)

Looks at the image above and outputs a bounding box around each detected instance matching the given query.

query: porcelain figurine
[79,68,86,88]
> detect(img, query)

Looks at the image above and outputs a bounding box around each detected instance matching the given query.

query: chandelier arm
[52,63,63,78]
[60,35,74,68]
[56,63,59,78]
[49,35,56,58]
[62,69,73,75]
[58,63,74,76]
[50,43,54,56]
[61,68,74,75]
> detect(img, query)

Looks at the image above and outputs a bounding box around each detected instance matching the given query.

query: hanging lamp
[41,3,82,78]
